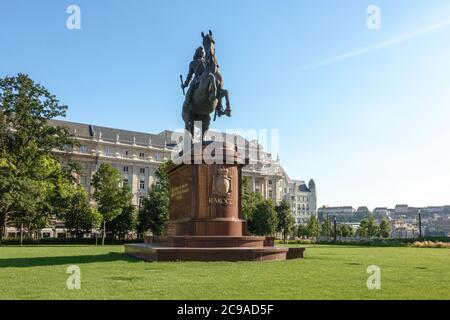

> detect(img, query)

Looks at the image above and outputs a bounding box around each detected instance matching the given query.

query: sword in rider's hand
[179,75,185,96]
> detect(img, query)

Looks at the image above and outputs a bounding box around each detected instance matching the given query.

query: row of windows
[123,166,146,174]
[78,145,163,161]
[123,178,147,190]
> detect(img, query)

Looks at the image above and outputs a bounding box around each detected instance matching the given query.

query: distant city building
[318,206,356,221]
[318,204,450,237]
[356,206,370,216]
[390,219,419,239]
[394,204,409,215]
[284,179,317,224]
[373,207,389,217]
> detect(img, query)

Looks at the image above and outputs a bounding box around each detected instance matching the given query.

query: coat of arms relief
[212,167,232,197]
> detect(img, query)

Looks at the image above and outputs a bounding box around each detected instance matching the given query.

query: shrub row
[275,237,450,247]
[411,241,450,248]
[0,237,143,246]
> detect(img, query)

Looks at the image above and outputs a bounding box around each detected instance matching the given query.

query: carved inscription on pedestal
[169,166,192,220]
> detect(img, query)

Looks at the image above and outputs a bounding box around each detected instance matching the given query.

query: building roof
[319,206,354,210]
[49,119,166,147]
[299,184,311,192]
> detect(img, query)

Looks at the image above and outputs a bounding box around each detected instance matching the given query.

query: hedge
[275,237,450,247]
[0,237,143,246]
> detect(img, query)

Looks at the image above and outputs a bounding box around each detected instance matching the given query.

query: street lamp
[333,216,337,242]
[418,213,422,241]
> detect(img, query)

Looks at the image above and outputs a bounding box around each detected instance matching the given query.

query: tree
[297,224,308,239]
[249,200,278,236]
[290,224,299,240]
[366,215,379,238]
[137,161,171,236]
[357,216,379,239]
[0,74,75,244]
[378,219,391,238]
[92,164,131,245]
[276,200,295,243]
[320,216,332,239]
[306,215,321,239]
[64,187,101,238]
[241,176,264,222]
[138,188,169,236]
[108,204,136,239]
[6,156,77,244]
[337,224,354,237]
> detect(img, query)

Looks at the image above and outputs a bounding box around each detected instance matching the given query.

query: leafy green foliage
[275,200,295,243]
[378,219,391,238]
[306,215,321,239]
[108,204,136,239]
[138,188,169,236]
[357,215,381,238]
[137,161,171,236]
[64,187,101,238]
[249,200,278,236]
[320,216,332,238]
[0,74,75,243]
[241,176,264,222]
[336,224,354,237]
[92,163,132,245]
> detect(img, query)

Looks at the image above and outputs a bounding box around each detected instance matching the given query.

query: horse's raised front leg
[222,88,231,116]
[217,88,231,117]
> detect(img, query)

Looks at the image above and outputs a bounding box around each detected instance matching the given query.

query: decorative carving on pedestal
[213,167,232,197]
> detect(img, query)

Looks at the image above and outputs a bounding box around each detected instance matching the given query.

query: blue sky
[1,0,450,208]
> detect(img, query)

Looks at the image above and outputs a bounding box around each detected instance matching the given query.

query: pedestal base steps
[124,143,306,262]
[124,236,305,262]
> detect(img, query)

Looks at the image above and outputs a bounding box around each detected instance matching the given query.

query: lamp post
[334,216,337,242]
[418,213,422,241]
[326,213,330,241]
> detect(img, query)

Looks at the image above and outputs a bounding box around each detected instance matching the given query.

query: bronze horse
[183,30,231,139]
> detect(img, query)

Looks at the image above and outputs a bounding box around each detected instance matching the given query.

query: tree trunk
[0,213,6,245]
[20,222,23,246]
[102,220,106,246]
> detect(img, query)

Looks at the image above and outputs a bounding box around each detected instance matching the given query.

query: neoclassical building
[50,119,172,208]
[4,120,317,238]
[284,178,317,224]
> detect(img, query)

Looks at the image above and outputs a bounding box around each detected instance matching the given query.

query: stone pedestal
[125,142,305,262]
[166,162,246,237]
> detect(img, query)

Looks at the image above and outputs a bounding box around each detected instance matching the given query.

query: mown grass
[0,245,449,300]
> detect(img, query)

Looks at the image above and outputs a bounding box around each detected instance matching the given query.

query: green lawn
[0,245,449,300]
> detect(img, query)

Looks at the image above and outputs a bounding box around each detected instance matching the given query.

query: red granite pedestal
[125,143,305,262]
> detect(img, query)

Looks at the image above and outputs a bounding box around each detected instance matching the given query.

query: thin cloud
[303,20,450,70]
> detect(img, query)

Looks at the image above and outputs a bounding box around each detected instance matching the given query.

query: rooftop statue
[180,30,231,139]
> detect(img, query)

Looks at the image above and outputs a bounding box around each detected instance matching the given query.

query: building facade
[4,120,317,238]
[50,120,172,208]
[284,179,317,224]
[318,206,356,221]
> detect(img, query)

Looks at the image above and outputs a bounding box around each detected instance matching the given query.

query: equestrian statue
[180,30,231,139]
